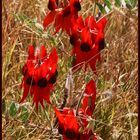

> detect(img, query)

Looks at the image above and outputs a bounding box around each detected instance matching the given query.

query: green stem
[76,92,84,116]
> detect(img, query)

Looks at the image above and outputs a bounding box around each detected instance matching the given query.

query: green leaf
[97,78,105,90]
[96,3,106,14]
[125,0,137,9]
[115,0,121,7]
[35,23,43,33]
[48,35,57,46]
[68,55,76,68]
[2,99,6,113]
[104,0,112,10]
[20,106,29,122]
[85,75,91,83]
[9,102,18,117]
[125,0,132,9]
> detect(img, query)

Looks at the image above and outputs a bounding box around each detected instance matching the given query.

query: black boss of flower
[80,43,91,52]
[65,129,76,139]
[70,35,77,46]
[48,70,58,84]
[99,39,105,50]
[73,1,81,11]
[26,76,36,86]
[58,125,65,134]
[63,8,71,17]
[48,0,55,11]
[37,78,47,88]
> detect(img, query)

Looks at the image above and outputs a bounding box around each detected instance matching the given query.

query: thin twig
[75,84,86,115]
[97,10,114,23]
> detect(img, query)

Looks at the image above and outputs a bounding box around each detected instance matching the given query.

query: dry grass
[2,0,138,140]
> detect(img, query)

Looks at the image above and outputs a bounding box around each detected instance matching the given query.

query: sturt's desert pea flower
[54,107,97,140]
[43,0,81,35]
[20,45,58,109]
[71,16,107,74]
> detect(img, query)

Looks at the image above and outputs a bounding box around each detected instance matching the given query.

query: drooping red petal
[65,110,79,132]
[28,45,35,60]
[88,45,100,74]
[43,11,57,29]
[85,16,97,30]
[63,107,72,114]
[84,80,96,95]
[82,96,95,116]
[48,48,58,74]
[62,15,73,34]
[20,74,35,103]
[73,16,85,31]
[53,13,63,34]
[54,6,77,35]
[97,17,107,32]
[81,80,97,116]
[81,27,93,46]
[32,84,53,109]
[39,45,47,60]
[54,107,65,125]
[78,108,89,128]
[26,61,35,76]
[95,32,104,44]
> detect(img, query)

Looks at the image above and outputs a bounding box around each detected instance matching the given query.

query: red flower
[54,107,79,140]
[71,16,107,73]
[69,16,84,46]
[54,5,78,35]
[43,0,81,35]
[70,0,81,12]
[76,80,97,136]
[78,109,98,140]
[85,16,107,50]
[81,80,96,116]
[71,33,99,73]
[72,16,85,32]
[54,107,97,140]
[20,45,36,103]
[20,45,58,109]
[79,131,98,140]
[94,18,107,50]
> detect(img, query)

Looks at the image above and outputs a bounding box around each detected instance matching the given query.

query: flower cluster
[43,0,81,35]
[43,0,107,73]
[54,80,97,140]
[20,0,107,139]
[20,45,58,109]
[70,16,107,73]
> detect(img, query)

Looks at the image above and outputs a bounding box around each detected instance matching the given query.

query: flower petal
[43,11,57,29]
